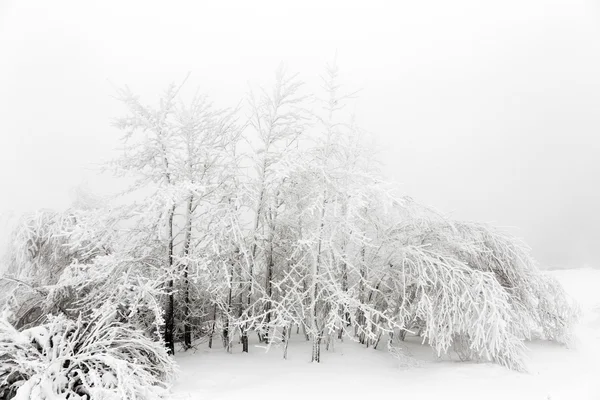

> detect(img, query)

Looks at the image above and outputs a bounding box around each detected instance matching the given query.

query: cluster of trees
[0,63,579,398]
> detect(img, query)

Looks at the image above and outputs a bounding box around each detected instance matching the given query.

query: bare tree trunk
[237,259,244,345]
[338,201,351,340]
[182,270,191,349]
[182,195,194,350]
[325,333,333,351]
[374,331,383,350]
[338,257,349,340]
[310,196,327,363]
[164,204,176,355]
[208,303,217,349]
[311,334,322,363]
[301,276,310,342]
[243,186,264,352]
[283,323,291,359]
[222,316,229,351]
[357,247,368,344]
[223,255,235,353]
[263,226,274,343]
[241,328,249,353]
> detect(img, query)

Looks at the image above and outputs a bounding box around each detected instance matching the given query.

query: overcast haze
[1,0,599,268]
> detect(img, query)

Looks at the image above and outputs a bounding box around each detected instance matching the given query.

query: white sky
[1,0,599,268]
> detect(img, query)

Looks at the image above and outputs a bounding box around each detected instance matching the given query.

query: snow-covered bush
[4,210,78,286]
[0,305,175,400]
[532,273,580,344]
[443,221,580,342]
[396,218,580,343]
[64,254,170,341]
[0,198,117,331]
[377,211,580,370]
[389,246,527,370]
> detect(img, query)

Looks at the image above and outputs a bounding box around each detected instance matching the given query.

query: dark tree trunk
[283,323,291,359]
[164,204,176,355]
[302,278,310,341]
[244,186,264,352]
[338,258,349,340]
[208,304,217,349]
[357,247,367,344]
[241,331,249,352]
[310,197,327,363]
[311,334,322,363]
[263,256,273,343]
[374,331,383,349]
[183,267,191,349]
[223,321,229,350]
[164,280,175,354]
[223,252,235,352]
[263,202,279,344]
[182,195,194,349]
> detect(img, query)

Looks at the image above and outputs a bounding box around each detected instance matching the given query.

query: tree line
[0,62,579,399]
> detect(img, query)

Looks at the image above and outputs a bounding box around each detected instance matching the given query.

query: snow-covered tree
[0,63,580,376]
[112,80,187,354]
[112,79,245,354]
[0,304,175,400]
[169,92,241,349]
[240,65,309,351]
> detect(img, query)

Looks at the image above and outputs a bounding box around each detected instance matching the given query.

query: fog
[1,0,599,268]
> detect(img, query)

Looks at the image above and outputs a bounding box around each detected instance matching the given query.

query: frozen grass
[172,268,600,400]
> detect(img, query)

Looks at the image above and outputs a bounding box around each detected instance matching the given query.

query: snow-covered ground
[172,268,600,400]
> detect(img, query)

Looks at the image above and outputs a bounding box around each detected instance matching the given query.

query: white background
[1,0,599,268]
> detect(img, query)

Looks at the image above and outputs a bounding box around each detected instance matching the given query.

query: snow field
[173,268,600,400]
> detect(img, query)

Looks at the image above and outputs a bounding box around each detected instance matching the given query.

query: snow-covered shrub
[72,255,170,341]
[0,201,117,331]
[532,273,581,344]
[387,340,422,369]
[430,220,577,342]
[378,212,580,370]
[442,221,580,342]
[389,246,528,371]
[0,283,45,330]
[0,306,175,400]
[0,275,84,332]
[4,210,77,286]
